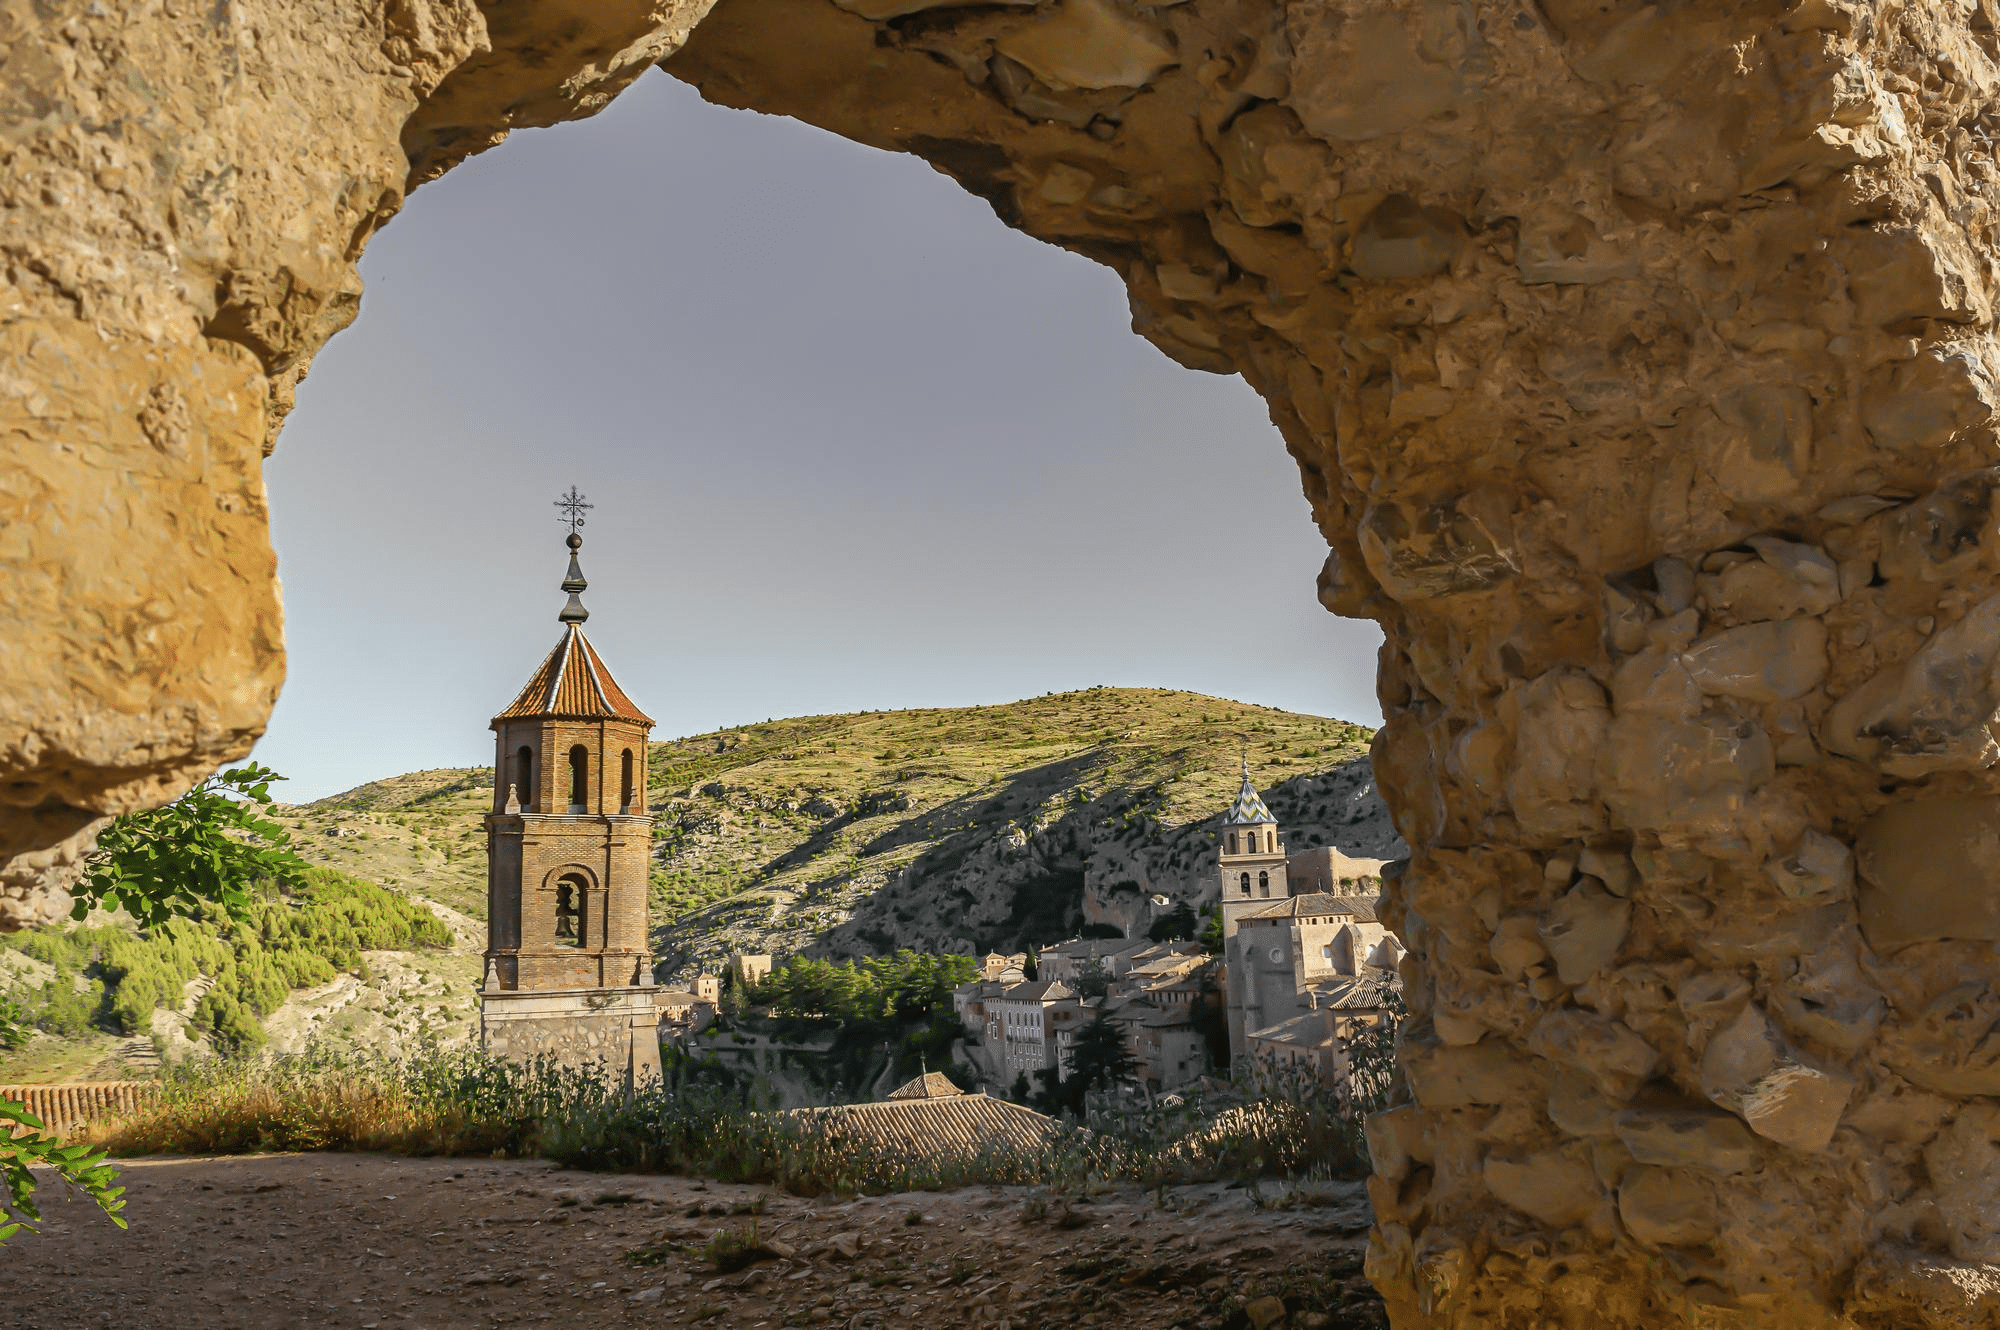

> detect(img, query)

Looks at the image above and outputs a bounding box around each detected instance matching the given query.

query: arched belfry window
[1227,831,1238,854]
[1239,872,1252,897]
[554,873,587,947]
[568,745,588,813]
[620,749,635,814]
[1258,871,1270,898]
[512,746,533,811]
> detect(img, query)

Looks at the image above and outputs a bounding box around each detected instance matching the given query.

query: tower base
[479,985,662,1091]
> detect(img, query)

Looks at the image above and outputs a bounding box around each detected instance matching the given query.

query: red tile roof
[791,1093,1060,1157]
[886,1072,963,1101]
[494,625,653,726]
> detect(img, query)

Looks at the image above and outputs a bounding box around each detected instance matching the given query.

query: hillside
[281,688,1398,984]
[0,689,1397,1082]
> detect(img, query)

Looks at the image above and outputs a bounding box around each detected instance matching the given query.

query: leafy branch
[0,1097,126,1243]
[69,762,308,927]
[2,762,305,1244]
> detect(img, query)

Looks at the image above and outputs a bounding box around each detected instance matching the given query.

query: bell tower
[1216,757,1289,942]
[479,489,662,1088]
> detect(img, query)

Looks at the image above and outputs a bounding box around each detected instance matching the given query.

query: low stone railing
[0,1082,156,1135]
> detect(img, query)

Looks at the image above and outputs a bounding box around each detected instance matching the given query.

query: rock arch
[8,0,2000,1323]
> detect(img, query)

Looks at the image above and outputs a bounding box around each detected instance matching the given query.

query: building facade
[988,979,1083,1076]
[479,526,662,1089]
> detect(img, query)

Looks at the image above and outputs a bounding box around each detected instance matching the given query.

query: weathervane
[555,486,593,533]
[556,487,591,625]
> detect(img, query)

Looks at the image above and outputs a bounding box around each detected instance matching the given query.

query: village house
[986,978,1086,1079]
[1242,973,1399,1092]
[1036,936,1153,984]
[654,987,718,1047]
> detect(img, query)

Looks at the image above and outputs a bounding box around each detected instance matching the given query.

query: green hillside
[0,689,1394,1082]
[279,688,1396,983]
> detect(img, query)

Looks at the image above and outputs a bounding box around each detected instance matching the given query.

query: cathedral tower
[1216,758,1288,942]
[479,494,661,1088]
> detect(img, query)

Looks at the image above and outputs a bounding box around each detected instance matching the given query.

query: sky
[253,70,1384,802]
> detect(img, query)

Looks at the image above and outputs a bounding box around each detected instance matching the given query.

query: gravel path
[0,1154,1385,1330]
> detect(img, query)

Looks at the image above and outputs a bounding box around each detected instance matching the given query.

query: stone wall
[478,986,664,1089]
[10,0,2000,1323]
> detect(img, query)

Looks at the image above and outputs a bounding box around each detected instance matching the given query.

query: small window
[568,745,588,812]
[512,746,533,810]
[620,748,635,813]
[1258,871,1270,898]
[1239,872,1252,896]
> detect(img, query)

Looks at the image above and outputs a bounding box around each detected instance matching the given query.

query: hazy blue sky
[253,70,1383,801]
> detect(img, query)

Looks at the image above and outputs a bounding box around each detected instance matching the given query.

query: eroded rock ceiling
[9,0,2000,1322]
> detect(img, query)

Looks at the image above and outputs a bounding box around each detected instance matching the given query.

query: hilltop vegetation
[0,868,451,1078]
[288,688,1395,985]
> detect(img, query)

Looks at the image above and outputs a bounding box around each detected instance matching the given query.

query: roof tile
[494,625,653,725]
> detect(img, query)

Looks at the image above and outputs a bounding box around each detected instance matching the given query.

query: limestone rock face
[10,0,2000,1323]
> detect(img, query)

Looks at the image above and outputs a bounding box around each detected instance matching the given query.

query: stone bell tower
[1216,758,1289,942]
[479,491,661,1088]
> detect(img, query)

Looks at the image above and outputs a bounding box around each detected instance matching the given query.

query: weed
[700,1222,775,1274]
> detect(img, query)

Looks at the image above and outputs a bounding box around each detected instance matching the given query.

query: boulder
[1527,1009,1659,1101]
[1611,1106,1761,1173]
[1854,796,2000,950]
[1680,619,1828,703]
[1539,881,1632,985]
[1618,1167,1718,1247]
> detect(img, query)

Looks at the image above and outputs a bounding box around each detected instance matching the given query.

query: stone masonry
[10,1,2000,1323]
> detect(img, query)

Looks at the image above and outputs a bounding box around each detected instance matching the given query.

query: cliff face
[13,1,2000,1322]
[631,689,1390,975]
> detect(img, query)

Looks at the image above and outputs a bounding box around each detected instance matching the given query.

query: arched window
[554,875,587,947]
[1227,831,1237,854]
[1258,871,1270,897]
[512,746,532,810]
[620,749,635,813]
[568,745,588,812]
[1239,872,1252,896]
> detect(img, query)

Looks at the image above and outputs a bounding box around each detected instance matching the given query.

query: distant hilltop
[291,688,1401,980]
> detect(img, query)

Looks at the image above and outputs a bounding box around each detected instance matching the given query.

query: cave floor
[0,1153,1385,1330]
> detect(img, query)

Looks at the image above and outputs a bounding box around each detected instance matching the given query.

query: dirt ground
[0,1154,1385,1330]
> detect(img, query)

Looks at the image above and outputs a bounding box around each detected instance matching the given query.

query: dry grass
[83,1043,1380,1198]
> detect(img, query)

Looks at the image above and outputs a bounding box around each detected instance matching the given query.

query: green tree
[1071,953,1112,1000]
[1038,1013,1136,1116]
[1148,900,1199,943]
[1197,907,1223,953]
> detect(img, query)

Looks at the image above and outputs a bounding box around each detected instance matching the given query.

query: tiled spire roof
[494,624,653,726]
[885,1072,963,1101]
[1223,758,1276,826]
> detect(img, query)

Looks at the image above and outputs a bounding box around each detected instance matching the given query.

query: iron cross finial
[555,486,593,533]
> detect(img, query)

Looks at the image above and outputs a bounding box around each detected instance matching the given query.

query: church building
[478,507,662,1088]
[1214,761,1397,1063]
